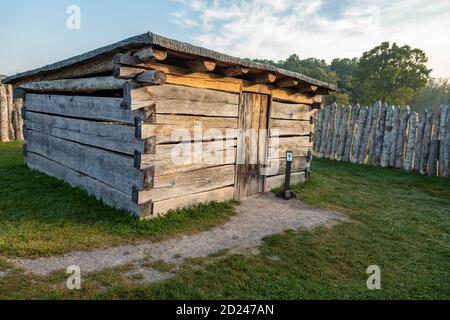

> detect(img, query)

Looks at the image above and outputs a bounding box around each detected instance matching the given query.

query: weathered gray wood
[13,98,24,140]
[314,108,324,155]
[134,70,167,85]
[388,106,400,167]
[24,94,143,125]
[336,106,350,161]
[404,112,418,172]
[133,47,168,62]
[358,105,373,164]
[138,164,235,204]
[330,105,342,159]
[25,112,142,155]
[343,105,359,162]
[413,111,427,172]
[428,114,440,176]
[26,152,139,216]
[395,106,410,168]
[319,105,330,157]
[438,105,448,176]
[352,106,368,163]
[0,85,9,142]
[26,130,141,194]
[5,85,15,140]
[325,103,337,158]
[445,105,450,177]
[367,101,381,165]
[374,103,388,165]
[381,106,395,167]
[419,111,433,175]
[19,77,127,94]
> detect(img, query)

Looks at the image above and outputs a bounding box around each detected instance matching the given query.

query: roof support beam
[222,66,250,77]
[254,72,277,84]
[297,83,318,94]
[187,59,216,73]
[133,47,168,62]
[276,78,299,88]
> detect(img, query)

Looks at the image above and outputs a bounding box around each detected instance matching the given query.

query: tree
[408,78,450,112]
[330,58,359,104]
[356,42,431,105]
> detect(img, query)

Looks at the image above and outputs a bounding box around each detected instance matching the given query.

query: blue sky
[1,0,449,78]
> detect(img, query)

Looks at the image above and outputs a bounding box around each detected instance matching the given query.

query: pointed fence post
[368,101,381,165]
[414,110,427,172]
[381,106,395,167]
[428,114,440,176]
[389,106,400,167]
[352,106,368,163]
[420,111,433,175]
[330,105,343,160]
[337,106,351,161]
[395,106,410,168]
[404,112,418,172]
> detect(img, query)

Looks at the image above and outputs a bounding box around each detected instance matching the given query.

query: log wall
[314,103,450,178]
[15,47,319,219]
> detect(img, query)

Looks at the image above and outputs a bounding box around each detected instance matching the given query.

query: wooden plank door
[235,92,270,199]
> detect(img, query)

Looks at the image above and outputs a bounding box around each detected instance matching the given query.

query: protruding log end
[187,59,216,73]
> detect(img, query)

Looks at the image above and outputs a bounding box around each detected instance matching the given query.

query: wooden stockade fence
[314,102,450,177]
[0,84,23,142]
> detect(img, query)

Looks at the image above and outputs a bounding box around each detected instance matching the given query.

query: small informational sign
[286,151,293,163]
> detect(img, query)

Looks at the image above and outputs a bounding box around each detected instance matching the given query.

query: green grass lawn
[0,142,236,258]
[0,142,449,299]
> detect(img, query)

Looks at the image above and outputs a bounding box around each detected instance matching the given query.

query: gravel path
[12,193,346,277]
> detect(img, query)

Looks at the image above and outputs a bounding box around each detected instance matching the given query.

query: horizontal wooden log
[264,171,306,191]
[254,72,277,84]
[135,61,319,104]
[152,186,235,217]
[113,65,147,79]
[276,78,299,88]
[140,114,238,142]
[26,152,139,215]
[123,84,239,115]
[150,148,236,176]
[298,83,318,94]
[265,157,309,176]
[140,140,237,165]
[24,94,143,125]
[25,112,142,155]
[268,137,312,158]
[187,59,216,73]
[19,77,126,94]
[271,101,312,120]
[270,119,310,137]
[10,55,114,86]
[133,47,168,62]
[26,130,141,194]
[138,164,235,204]
[222,66,249,77]
[135,70,167,85]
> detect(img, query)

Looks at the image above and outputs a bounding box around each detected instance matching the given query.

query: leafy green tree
[408,78,450,112]
[330,58,359,104]
[356,42,431,105]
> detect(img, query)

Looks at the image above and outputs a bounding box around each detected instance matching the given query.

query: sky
[1,0,450,78]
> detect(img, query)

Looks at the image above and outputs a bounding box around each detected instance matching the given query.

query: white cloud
[171,0,450,77]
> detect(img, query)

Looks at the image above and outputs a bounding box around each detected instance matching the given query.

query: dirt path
[12,193,346,280]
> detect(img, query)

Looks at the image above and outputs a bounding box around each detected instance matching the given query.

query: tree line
[255,42,449,112]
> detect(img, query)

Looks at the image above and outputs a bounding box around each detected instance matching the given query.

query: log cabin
[2,32,337,219]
